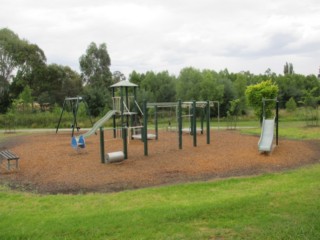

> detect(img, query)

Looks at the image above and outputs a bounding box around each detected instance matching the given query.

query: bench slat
[0,150,19,160]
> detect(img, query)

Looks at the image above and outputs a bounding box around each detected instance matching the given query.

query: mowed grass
[1,164,320,240]
[240,120,320,140]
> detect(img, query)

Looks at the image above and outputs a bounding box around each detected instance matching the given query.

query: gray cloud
[1,0,319,76]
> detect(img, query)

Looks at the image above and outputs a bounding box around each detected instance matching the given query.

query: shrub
[286,97,297,112]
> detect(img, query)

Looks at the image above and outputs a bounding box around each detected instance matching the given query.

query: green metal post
[155,105,158,140]
[100,127,105,163]
[201,109,204,134]
[190,113,194,135]
[143,100,148,156]
[206,100,210,144]
[112,88,116,138]
[192,100,197,147]
[133,87,138,128]
[71,99,80,137]
[125,87,129,127]
[123,125,128,159]
[56,99,66,133]
[276,100,279,145]
[120,87,124,129]
[178,100,182,149]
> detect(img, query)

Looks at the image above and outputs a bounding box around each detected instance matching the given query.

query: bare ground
[1,129,320,194]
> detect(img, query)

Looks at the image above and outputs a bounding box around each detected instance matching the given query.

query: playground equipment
[72,81,141,163]
[258,98,279,153]
[56,96,93,137]
[64,80,216,163]
[147,100,215,149]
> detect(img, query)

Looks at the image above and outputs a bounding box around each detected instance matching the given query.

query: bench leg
[6,159,19,171]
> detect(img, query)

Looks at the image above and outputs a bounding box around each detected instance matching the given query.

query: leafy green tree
[285,97,297,112]
[129,70,144,86]
[245,80,279,119]
[136,71,176,103]
[79,42,112,88]
[79,42,112,116]
[0,28,46,111]
[0,28,24,88]
[176,67,202,100]
[83,86,111,117]
[199,70,224,102]
[218,77,236,116]
[301,88,320,126]
[226,99,241,129]
[283,62,294,75]
[233,73,248,114]
[112,71,126,83]
[17,85,33,112]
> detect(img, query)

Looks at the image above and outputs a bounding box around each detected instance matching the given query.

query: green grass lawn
[1,164,320,240]
[239,120,320,140]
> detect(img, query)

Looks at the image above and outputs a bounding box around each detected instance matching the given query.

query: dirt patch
[1,130,320,194]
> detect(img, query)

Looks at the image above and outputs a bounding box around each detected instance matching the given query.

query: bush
[286,97,297,112]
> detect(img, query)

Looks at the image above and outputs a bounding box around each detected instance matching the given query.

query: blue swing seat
[78,136,86,148]
[71,136,86,149]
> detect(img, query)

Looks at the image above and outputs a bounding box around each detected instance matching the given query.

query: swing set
[56,96,93,137]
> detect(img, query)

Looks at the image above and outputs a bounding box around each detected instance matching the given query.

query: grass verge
[239,120,320,140]
[1,164,320,239]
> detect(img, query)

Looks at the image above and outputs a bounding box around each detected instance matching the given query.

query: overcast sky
[1,0,320,77]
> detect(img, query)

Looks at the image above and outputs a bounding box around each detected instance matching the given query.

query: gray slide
[258,118,275,152]
[82,110,118,138]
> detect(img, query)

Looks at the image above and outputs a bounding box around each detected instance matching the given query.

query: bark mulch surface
[1,130,320,194]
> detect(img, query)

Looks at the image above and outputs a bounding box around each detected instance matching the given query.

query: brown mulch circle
[1,129,320,194]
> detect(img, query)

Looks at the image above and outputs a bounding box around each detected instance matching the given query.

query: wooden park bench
[0,150,20,171]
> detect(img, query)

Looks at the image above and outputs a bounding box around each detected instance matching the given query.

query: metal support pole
[143,100,148,156]
[276,100,279,145]
[123,126,128,159]
[71,99,80,137]
[100,127,105,163]
[120,87,124,128]
[112,88,116,138]
[178,100,182,149]
[155,105,158,140]
[201,109,204,134]
[192,100,197,147]
[56,99,66,133]
[206,100,210,144]
[125,87,129,127]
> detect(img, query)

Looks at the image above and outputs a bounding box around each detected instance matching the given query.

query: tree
[17,85,33,112]
[79,42,112,88]
[285,97,297,112]
[112,71,126,83]
[0,28,22,88]
[43,64,82,105]
[226,99,241,129]
[199,70,224,102]
[234,73,249,114]
[0,28,46,111]
[176,67,202,100]
[79,42,112,116]
[283,62,294,75]
[245,80,279,119]
[300,87,320,126]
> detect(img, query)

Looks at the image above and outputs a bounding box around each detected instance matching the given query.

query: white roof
[110,81,138,88]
